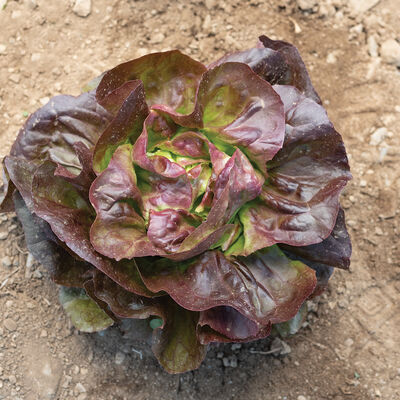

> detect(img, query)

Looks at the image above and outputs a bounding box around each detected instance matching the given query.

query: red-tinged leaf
[11,91,112,173]
[93,80,149,174]
[259,35,322,104]
[235,85,351,254]
[152,298,207,374]
[96,51,206,115]
[0,160,15,212]
[280,208,351,297]
[212,148,264,221]
[31,160,156,296]
[147,209,200,253]
[13,192,94,288]
[198,306,272,344]
[88,272,165,320]
[280,208,351,270]
[197,62,285,173]
[132,112,186,178]
[209,46,288,86]
[138,247,316,326]
[54,142,96,196]
[90,144,160,260]
[4,156,38,211]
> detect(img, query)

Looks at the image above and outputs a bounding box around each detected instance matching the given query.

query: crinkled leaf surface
[236,85,351,255]
[11,91,112,173]
[97,51,206,114]
[197,62,285,173]
[259,35,321,104]
[138,246,316,325]
[280,208,351,296]
[31,160,156,296]
[59,287,114,333]
[198,306,272,344]
[93,80,149,174]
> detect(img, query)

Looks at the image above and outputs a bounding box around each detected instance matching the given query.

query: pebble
[0,231,7,240]
[4,318,17,332]
[26,0,38,9]
[2,256,12,268]
[150,32,165,44]
[297,0,316,11]
[75,382,86,394]
[73,0,91,18]
[26,253,35,269]
[31,53,41,62]
[326,52,337,64]
[78,394,87,400]
[231,343,242,351]
[367,35,379,58]
[204,0,216,10]
[40,97,50,105]
[369,127,388,145]
[11,10,22,19]
[297,396,307,400]
[114,351,125,365]
[9,74,20,84]
[348,0,380,15]
[345,338,354,347]
[380,39,400,66]
[0,44,6,55]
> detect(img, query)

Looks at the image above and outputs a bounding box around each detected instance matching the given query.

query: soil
[0,0,399,399]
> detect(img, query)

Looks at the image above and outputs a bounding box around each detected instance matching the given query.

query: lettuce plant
[0,36,351,373]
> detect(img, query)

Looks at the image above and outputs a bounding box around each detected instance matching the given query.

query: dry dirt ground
[0,0,400,399]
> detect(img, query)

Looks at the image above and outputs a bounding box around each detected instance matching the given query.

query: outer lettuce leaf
[96,51,206,114]
[273,303,308,337]
[4,156,38,211]
[236,85,351,254]
[13,192,93,287]
[198,306,272,344]
[197,62,285,174]
[10,91,112,174]
[0,160,15,212]
[54,142,96,197]
[88,271,165,319]
[93,80,149,174]
[280,208,351,270]
[59,287,114,333]
[30,160,156,296]
[280,208,351,296]
[151,298,207,374]
[208,47,287,85]
[259,35,321,104]
[137,246,316,326]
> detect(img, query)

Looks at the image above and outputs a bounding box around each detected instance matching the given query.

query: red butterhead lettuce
[0,36,351,374]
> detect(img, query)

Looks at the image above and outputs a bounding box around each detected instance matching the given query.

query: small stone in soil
[115,351,125,365]
[3,318,17,332]
[380,39,400,66]
[2,256,12,268]
[0,231,7,240]
[73,0,91,18]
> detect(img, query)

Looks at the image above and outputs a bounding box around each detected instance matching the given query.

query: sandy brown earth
[0,0,399,399]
